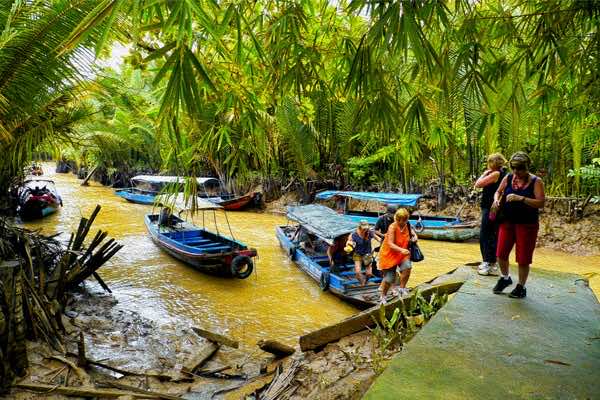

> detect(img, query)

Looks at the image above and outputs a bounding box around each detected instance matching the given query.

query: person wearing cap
[474,153,507,276]
[491,151,545,299]
[346,220,375,286]
[377,208,418,303]
[374,204,398,240]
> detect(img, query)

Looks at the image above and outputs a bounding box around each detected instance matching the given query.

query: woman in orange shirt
[377,208,418,303]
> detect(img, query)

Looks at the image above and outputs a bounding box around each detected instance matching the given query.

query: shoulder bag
[407,223,424,262]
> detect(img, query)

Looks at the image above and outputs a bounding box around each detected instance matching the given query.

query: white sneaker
[488,263,500,276]
[380,296,387,305]
[477,262,491,276]
[397,288,410,298]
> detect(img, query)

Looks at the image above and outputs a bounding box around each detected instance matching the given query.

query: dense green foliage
[2,0,599,199]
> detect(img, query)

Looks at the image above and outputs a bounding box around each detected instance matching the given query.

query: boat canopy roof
[316,190,422,207]
[132,175,221,186]
[24,178,55,184]
[287,204,356,244]
[155,193,222,212]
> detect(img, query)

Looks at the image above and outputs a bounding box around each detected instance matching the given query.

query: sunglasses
[510,164,526,171]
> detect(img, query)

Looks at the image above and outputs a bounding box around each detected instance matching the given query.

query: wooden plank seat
[342,277,382,285]
[192,242,226,248]
[200,245,232,253]
[181,238,211,245]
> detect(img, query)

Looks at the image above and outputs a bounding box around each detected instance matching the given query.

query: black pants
[480,208,498,263]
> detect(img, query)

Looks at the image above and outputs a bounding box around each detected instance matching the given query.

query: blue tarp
[287,204,356,244]
[315,191,422,207]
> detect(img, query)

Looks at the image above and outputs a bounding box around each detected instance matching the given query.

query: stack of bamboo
[0,205,122,391]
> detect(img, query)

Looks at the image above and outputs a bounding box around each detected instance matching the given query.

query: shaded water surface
[24,165,600,348]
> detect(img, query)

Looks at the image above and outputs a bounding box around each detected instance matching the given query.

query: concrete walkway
[364,268,600,399]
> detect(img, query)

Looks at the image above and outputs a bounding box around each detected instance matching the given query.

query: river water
[23,165,600,349]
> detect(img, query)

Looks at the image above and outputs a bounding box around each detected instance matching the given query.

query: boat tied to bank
[315,190,479,242]
[276,204,384,308]
[145,194,257,279]
[17,178,62,220]
[116,175,258,210]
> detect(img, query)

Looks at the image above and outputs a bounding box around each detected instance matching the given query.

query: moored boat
[276,204,384,309]
[315,190,479,242]
[145,195,257,278]
[17,178,62,220]
[116,175,258,210]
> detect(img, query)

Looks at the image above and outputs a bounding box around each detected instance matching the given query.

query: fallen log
[299,279,466,352]
[191,327,239,349]
[257,340,295,357]
[181,342,219,374]
[80,165,98,187]
[14,383,165,399]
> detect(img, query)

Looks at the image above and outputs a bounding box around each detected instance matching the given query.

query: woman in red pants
[491,152,545,299]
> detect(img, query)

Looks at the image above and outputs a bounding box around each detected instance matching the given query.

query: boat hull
[276,225,381,309]
[343,212,479,242]
[115,189,156,205]
[17,180,62,220]
[145,214,257,278]
[215,192,256,211]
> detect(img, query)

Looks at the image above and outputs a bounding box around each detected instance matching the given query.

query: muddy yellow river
[24,166,600,348]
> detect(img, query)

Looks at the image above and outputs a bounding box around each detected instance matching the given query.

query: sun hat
[358,220,370,229]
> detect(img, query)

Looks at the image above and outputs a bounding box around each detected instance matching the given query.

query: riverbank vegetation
[1,1,598,204]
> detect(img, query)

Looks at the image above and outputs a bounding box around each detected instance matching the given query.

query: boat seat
[201,245,232,253]
[342,277,382,285]
[181,238,211,244]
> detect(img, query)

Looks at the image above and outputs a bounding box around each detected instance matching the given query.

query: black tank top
[481,168,506,209]
[503,174,539,224]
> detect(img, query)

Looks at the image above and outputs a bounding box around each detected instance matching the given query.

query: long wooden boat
[213,192,256,211]
[276,204,385,309]
[315,190,479,242]
[116,175,258,210]
[145,197,257,278]
[17,178,62,220]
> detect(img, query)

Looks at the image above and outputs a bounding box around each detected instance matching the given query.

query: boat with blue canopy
[116,175,258,210]
[276,204,384,308]
[116,175,221,205]
[315,190,478,242]
[145,194,257,279]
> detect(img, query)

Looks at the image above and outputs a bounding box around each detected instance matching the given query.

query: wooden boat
[315,191,479,242]
[145,195,257,278]
[17,178,62,220]
[116,175,258,210]
[276,204,385,309]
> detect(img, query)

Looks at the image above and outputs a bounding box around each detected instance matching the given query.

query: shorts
[496,222,539,265]
[382,260,412,283]
[353,253,373,266]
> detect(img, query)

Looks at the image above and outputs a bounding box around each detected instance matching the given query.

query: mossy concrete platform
[364,268,600,399]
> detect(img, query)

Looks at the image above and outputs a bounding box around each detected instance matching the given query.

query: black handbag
[408,223,424,262]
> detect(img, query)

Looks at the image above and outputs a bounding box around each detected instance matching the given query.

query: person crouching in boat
[345,220,375,286]
[328,234,350,274]
[159,206,174,227]
[377,208,418,304]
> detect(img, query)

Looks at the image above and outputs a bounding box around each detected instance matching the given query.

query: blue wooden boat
[116,175,257,210]
[276,205,384,309]
[145,196,257,278]
[116,175,206,205]
[315,191,479,242]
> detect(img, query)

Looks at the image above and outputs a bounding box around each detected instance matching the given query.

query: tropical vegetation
[1,0,599,203]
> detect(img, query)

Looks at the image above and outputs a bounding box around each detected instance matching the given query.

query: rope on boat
[223,210,236,241]
[212,209,220,236]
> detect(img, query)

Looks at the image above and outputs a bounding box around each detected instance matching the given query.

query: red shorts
[496,222,539,265]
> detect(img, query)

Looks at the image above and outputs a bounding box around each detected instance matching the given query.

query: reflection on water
[24,165,600,348]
